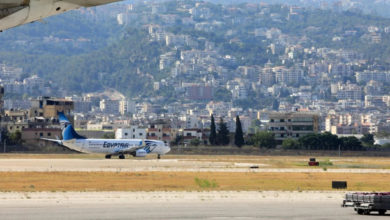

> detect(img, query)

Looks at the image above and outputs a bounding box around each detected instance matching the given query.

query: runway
[0,191,382,220]
[0,158,389,173]
[0,157,388,218]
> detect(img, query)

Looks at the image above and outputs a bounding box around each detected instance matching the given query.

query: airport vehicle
[0,0,121,31]
[308,158,319,166]
[342,192,390,215]
[42,112,171,159]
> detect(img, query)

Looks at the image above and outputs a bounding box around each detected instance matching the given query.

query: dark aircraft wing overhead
[0,0,29,9]
[0,0,121,31]
[65,0,120,7]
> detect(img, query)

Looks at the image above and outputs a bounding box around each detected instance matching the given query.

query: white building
[119,100,136,115]
[274,66,303,85]
[159,51,176,70]
[356,70,390,83]
[231,85,248,100]
[115,126,146,139]
[179,115,200,129]
[100,99,119,115]
[335,83,363,100]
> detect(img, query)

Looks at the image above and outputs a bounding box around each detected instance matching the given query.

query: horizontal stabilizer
[40,138,62,145]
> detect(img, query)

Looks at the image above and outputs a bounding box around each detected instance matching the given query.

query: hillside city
[1,0,390,150]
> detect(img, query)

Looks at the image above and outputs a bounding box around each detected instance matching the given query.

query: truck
[342,192,390,215]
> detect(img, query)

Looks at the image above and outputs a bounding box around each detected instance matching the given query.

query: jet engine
[131,149,147,157]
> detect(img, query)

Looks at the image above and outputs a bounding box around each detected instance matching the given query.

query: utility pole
[3,139,6,153]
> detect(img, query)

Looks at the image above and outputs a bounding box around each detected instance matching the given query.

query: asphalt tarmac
[0,158,388,173]
[0,191,387,220]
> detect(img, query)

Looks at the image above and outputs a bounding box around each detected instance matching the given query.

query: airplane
[0,0,121,31]
[42,112,171,159]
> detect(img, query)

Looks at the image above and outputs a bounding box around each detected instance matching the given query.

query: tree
[171,135,183,146]
[252,131,276,149]
[248,119,261,134]
[340,136,363,151]
[217,118,230,145]
[376,131,390,138]
[8,130,22,145]
[360,134,374,146]
[209,115,217,145]
[282,138,300,149]
[381,143,390,150]
[298,133,320,150]
[318,132,340,150]
[234,115,245,148]
[213,87,232,102]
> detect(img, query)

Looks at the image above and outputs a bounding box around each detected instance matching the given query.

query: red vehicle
[308,158,319,166]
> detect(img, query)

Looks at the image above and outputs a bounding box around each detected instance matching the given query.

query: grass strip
[0,171,389,192]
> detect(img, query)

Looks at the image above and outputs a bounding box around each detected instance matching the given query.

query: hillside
[1,1,390,99]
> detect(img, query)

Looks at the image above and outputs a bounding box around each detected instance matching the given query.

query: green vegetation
[0,11,120,55]
[1,1,390,101]
[251,131,276,149]
[282,138,300,149]
[102,133,115,139]
[190,138,201,146]
[194,177,218,189]
[234,115,245,148]
[281,132,366,151]
[213,88,232,102]
[3,130,23,145]
[209,115,217,145]
[0,28,169,97]
[360,134,374,147]
[217,118,230,146]
[319,159,333,167]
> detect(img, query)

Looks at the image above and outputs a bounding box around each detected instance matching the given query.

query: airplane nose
[165,146,171,154]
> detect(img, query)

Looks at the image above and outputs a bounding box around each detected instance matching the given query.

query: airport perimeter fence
[170,146,390,157]
[2,144,390,156]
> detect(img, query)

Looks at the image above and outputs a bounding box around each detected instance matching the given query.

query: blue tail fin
[58,112,85,141]
[58,112,70,124]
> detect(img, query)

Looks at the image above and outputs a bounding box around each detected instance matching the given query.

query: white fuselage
[62,138,171,155]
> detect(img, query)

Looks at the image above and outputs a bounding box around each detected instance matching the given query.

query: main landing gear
[157,154,161,159]
[105,155,111,159]
[119,154,125,159]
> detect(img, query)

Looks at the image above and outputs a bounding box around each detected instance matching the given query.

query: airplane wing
[0,0,122,31]
[113,145,145,155]
[64,0,121,7]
